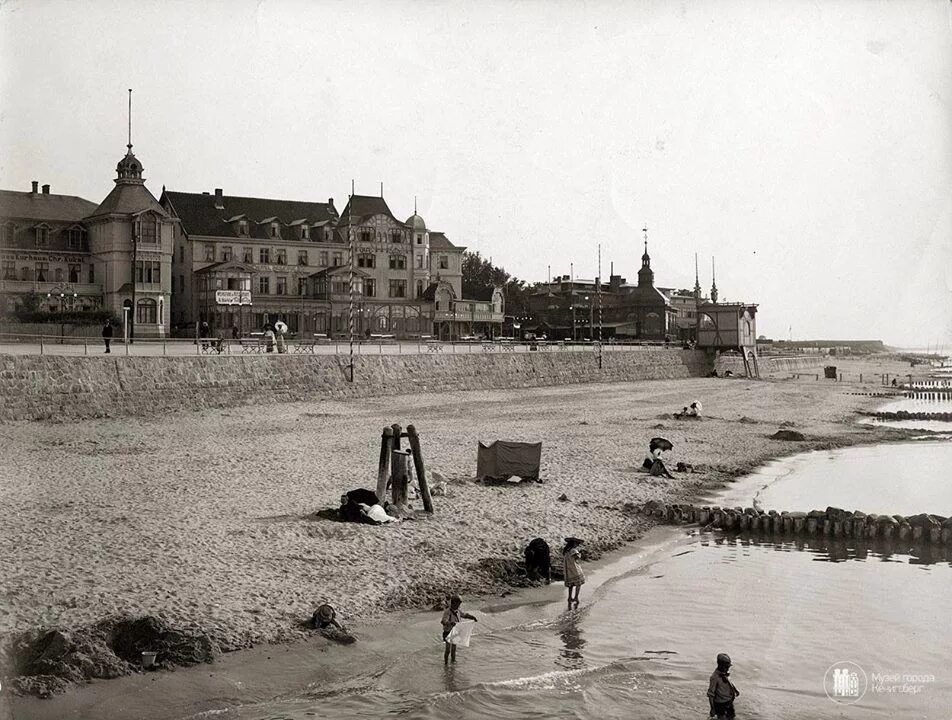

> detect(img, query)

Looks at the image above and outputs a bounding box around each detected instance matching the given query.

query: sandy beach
[0,356,929,697]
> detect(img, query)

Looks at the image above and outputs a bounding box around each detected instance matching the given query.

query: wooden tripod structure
[376,424,434,513]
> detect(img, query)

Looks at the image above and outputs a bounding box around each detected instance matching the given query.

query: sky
[1,0,950,347]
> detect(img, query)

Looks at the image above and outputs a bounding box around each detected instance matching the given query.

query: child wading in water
[441,595,477,663]
[562,537,585,607]
[707,653,740,718]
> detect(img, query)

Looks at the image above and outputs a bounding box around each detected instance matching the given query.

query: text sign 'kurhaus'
[216,290,252,306]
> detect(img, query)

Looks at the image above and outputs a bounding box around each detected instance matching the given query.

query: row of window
[232,219,334,242]
[193,243,452,270]
[2,261,94,283]
[1,224,88,249]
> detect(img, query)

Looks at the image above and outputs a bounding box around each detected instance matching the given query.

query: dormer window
[270,222,280,238]
[238,220,249,236]
[1,223,15,244]
[35,226,50,247]
[301,225,310,240]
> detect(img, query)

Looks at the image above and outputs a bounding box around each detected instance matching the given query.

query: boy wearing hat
[708,653,740,718]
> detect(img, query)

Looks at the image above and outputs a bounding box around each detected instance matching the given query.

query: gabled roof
[0,189,98,223]
[87,182,168,219]
[428,231,462,251]
[162,190,338,239]
[337,194,400,227]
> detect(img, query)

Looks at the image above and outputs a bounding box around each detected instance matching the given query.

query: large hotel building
[1,142,504,339]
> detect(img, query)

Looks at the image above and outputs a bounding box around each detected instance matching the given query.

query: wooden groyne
[636,500,952,546]
[861,410,952,422]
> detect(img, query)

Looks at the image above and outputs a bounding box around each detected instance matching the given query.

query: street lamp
[46,283,78,342]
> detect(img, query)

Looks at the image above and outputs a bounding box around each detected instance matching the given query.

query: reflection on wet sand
[704,532,952,566]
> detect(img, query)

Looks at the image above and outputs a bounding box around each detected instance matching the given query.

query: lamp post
[46,282,78,343]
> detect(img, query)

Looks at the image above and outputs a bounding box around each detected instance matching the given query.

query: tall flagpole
[570,262,576,342]
[597,243,602,368]
[348,180,355,382]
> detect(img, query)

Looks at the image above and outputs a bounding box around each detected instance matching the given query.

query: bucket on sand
[141,651,158,669]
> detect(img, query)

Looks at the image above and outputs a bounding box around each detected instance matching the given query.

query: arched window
[645,312,661,334]
[136,298,157,324]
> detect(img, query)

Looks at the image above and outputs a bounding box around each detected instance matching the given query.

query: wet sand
[0,357,927,706]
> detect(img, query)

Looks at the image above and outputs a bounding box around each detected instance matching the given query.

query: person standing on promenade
[562,537,585,607]
[102,319,113,354]
[708,653,740,718]
[441,595,477,664]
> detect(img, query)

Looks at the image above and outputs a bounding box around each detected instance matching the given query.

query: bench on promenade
[239,337,268,353]
[199,339,226,355]
[425,340,444,353]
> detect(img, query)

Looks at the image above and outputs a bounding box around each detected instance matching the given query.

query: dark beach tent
[649,437,674,452]
[477,440,542,482]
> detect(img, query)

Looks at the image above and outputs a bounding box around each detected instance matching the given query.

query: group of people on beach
[440,549,739,718]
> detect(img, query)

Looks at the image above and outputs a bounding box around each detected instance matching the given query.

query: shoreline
[0,357,942,708]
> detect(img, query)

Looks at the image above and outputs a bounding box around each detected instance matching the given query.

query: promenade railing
[0,333,688,358]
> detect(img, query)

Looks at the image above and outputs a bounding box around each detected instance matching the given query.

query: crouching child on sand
[441,594,478,663]
[708,653,740,718]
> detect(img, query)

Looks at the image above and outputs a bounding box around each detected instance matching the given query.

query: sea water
[212,441,952,720]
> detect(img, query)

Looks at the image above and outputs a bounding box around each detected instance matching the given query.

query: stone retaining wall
[0,348,709,421]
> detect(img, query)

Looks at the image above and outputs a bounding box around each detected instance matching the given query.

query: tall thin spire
[414,195,417,214]
[127,88,133,152]
[380,181,384,198]
[693,253,702,300]
[711,257,719,304]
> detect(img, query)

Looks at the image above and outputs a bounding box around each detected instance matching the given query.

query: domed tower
[637,227,654,287]
[405,196,430,298]
[84,89,173,338]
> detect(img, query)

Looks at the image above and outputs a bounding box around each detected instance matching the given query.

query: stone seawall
[0,348,709,421]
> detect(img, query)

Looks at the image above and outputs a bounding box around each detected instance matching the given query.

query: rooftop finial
[127,88,133,152]
[380,181,384,198]
[711,257,719,304]
[414,195,417,214]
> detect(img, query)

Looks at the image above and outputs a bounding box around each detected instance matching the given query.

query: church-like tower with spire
[84,90,175,336]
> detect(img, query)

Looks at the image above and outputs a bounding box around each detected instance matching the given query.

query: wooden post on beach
[376,427,394,502]
[406,425,433,513]
[391,449,410,506]
[392,423,403,452]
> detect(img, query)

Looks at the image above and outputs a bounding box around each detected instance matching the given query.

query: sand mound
[5,615,218,697]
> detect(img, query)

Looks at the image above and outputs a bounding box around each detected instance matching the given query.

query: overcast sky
[1,0,949,347]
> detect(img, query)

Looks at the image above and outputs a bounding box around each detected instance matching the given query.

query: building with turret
[0,131,174,336]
